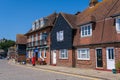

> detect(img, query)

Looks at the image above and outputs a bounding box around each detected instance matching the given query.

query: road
[0,59,98,80]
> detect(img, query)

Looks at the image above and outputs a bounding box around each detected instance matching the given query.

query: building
[7,47,16,59]
[16,34,27,62]
[25,13,57,65]
[51,13,77,66]
[51,0,120,70]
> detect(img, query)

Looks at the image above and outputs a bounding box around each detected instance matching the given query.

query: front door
[106,47,115,70]
[96,49,103,67]
[53,50,56,64]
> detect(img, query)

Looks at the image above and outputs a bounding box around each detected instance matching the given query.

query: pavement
[9,60,120,80]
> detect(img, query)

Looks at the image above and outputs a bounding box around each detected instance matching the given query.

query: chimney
[89,0,98,7]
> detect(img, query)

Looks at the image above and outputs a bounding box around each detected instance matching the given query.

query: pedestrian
[32,56,35,66]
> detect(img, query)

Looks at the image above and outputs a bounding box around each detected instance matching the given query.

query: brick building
[25,13,57,65]
[51,0,120,70]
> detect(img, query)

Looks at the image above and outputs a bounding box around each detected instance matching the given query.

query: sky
[0,0,102,41]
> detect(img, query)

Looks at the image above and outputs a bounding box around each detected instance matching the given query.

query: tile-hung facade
[25,13,57,65]
[51,0,120,70]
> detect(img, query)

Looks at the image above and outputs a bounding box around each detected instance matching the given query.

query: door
[53,50,56,64]
[106,47,115,70]
[96,49,103,67]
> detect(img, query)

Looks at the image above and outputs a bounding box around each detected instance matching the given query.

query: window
[56,31,64,42]
[40,33,42,40]
[36,34,38,41]
[36,20,39,29]
[116,17,120,33]
[42,33,48,40]
[44,49,47,58]
[32,35,34,42]
[40,20,44,27]
[77,48,90,60]
[107,48,114,60]
[38,50,42,58]
[59,49,68,59]
[81,24,92,37]
[32,23,36,30]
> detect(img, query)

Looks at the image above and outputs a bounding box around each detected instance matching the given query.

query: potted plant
[115,61,120,73]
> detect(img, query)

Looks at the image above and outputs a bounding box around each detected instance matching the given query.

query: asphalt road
[0,59,97,80]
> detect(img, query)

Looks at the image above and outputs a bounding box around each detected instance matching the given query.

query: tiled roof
[61,13,77,29]
[16,34,27,44]
[25,13,57,35]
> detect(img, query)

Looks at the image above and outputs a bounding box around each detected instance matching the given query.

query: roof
[16,34,27,44]
[60,12,77,29]
[25,12,57,35]
[77,0,120,25]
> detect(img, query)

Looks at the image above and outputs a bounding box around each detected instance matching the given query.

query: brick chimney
[89,0,98,7]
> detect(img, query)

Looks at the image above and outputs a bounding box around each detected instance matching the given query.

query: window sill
[59,58,68,60]
[81,35,92,38]
[77,58,90,61]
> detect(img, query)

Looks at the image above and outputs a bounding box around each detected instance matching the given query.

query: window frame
[56,30,64,42]
[59,49,68,59]
[77,48,90,60]
[106,47,114,60]
[116,16,120,33]
[80,24,92,37]
[44,49,47,58]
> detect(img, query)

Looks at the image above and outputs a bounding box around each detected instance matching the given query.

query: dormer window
[40,18,48,27]
[36,20,40,29]
[116,17,120,33]
[40,19,45,27]
[32,23,36,31]
[81,24,92,37]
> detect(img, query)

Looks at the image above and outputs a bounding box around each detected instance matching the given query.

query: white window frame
[36,34,38,41]
[36,20,39,29]
[32,23,36,31]
[40,19,45,27]
[39,50,42,58]
[44,49,47,58]
[59,49,68,59]
[77,48,90,60]
[40,33,42,40]
[32,35,34,42]
[56,31,64,42]
[81,24,92,37]
[116,16,120,33]
[106,47,114,60]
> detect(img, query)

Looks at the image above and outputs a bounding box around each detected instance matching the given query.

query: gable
[51,14,73,50]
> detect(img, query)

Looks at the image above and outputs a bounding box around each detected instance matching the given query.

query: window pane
[85,26,87,35]
[111,49,114,59]
[57,32,60,41]
[118,19,120,30]
[60,31,64,41]
[88,26,91,35]
[82,27,84,36]
[81,54,86,58]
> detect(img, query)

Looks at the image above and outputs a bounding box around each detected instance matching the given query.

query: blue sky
[0,0,101,41]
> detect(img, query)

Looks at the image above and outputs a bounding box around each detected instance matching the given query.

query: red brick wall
[75,48,96,69]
